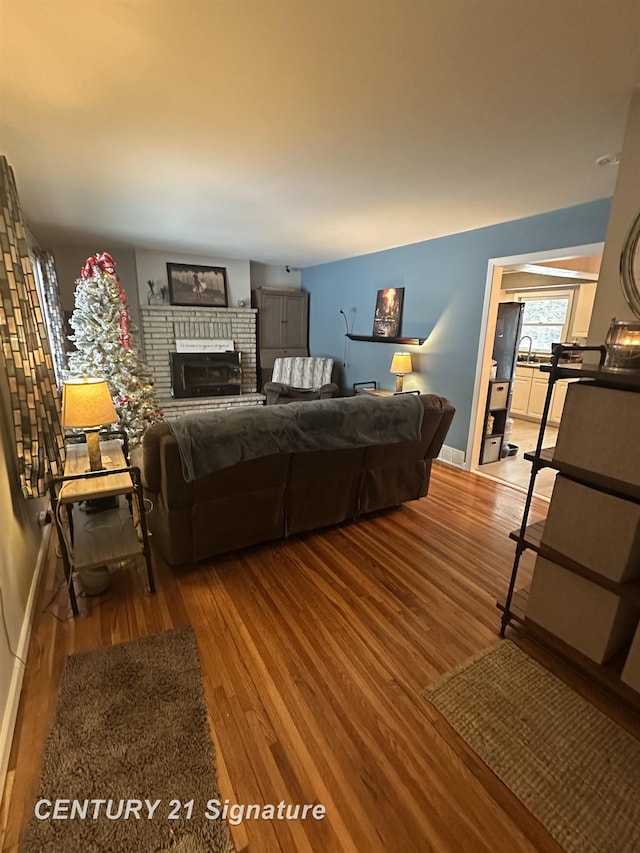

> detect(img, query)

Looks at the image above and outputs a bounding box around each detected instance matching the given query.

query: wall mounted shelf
[346,334,427,346]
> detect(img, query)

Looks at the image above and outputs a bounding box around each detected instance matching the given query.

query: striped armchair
[263,357,339,405]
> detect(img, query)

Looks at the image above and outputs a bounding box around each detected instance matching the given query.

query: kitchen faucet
[518,335,533,362]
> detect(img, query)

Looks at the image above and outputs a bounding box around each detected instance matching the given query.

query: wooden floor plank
[2,463,636,852]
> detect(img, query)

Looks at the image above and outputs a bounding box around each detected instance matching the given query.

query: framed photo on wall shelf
[373,287,404,338]
[167,263,229,307]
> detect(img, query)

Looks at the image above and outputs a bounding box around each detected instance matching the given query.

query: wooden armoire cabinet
[253,287,309,385]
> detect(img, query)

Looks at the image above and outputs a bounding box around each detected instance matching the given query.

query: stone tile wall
[139,306,263,414]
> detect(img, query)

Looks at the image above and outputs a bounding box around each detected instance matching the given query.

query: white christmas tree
[67,252,161,444]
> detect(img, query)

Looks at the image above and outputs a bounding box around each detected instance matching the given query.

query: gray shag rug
[23,627,233,852]
[424,640,640,853]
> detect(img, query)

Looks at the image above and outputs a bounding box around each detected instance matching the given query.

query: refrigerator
[479,301,524,465]
[492,302,524,381]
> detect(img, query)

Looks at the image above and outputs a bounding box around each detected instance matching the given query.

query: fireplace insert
[170,351,242,398]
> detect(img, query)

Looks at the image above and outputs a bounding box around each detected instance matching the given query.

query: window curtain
[0,155,64,498]
[34,249,67,387]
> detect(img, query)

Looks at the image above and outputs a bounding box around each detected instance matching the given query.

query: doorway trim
[465,242,604,472]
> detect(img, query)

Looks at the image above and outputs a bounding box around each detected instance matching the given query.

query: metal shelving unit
[498,344,640,708]
[49,430,156,616]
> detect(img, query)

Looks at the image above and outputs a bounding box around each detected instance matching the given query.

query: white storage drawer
[488,382,509,410]
[554,384,640,488]
[542,476,640,582]
[526,556,638,664]
[482,436,502,463]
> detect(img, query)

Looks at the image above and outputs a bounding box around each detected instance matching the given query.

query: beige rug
[424,641,640,853]
[23,627,233,852]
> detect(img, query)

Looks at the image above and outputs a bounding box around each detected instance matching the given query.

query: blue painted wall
[302,198,611,453]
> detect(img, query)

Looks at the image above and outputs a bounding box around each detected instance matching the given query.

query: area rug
[424,640,640,853]
[23,627,233,852]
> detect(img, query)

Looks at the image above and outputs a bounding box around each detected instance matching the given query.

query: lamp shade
[62,378,117,429]
[390,352,412,375]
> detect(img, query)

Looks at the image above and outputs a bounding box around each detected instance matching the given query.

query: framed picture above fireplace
[167,263,229,307]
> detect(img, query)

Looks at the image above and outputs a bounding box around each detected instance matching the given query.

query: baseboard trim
[0,523,50,802]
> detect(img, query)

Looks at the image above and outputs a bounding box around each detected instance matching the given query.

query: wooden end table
[48,433,155,616]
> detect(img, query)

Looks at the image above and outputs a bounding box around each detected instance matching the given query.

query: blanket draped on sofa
[166,393,424,482]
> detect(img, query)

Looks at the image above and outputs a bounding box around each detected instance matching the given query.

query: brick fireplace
[139,306,264,417]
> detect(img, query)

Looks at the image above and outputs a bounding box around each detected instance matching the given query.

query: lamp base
[85,429,105,472]
[395,374,404,393]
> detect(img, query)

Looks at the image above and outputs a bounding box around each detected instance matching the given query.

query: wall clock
[620,208,640,319]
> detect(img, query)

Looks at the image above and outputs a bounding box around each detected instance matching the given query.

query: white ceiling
[1,1,639,268]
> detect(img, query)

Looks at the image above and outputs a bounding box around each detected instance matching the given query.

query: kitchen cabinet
[510,374,531,415]
[253,287,309,384]
[550,381,570,423]
[570,282,597,339]
[513,364,576,425]
[527,377,549,419]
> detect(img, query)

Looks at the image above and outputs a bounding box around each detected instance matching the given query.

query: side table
[353,382,419,398]
[48,433,155,616]
[353,381,395,397]
[358,388,395,397]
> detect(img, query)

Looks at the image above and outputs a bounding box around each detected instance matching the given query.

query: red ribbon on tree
[80,255,97,279]
[118,303,131,350]
[81,252,132,350]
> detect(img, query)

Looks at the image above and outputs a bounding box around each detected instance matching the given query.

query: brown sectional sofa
[142,394,454,566]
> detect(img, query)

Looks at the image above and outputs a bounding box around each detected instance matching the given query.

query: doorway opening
[467,244,603,498]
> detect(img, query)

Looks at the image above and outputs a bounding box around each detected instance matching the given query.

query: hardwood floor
[2,464,637,852]
[478,419,559,498]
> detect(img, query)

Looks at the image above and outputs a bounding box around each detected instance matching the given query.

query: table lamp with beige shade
[61,378,118,471]
[390,352,413,392]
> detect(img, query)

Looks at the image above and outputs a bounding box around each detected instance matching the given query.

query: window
[515,290,573,354]
[30,252,67,387]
